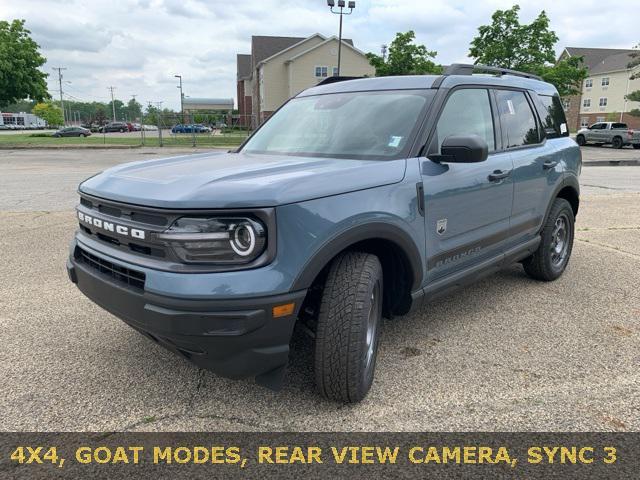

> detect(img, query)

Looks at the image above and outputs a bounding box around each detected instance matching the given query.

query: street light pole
[327,0,355,76]
[175,75,184,123]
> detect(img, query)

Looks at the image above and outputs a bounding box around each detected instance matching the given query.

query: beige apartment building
[559,47,640,130]
[237,33,375,126]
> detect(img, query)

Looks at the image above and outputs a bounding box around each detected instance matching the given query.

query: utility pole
[131,94,139,121]
[175,75,184,123]
[381,44,388,62]
[108,86,117,121]
[52,67,67,125]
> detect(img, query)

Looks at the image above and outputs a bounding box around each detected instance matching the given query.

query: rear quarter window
[537,94,569,138]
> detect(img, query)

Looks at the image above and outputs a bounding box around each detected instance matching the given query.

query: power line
[52,67,67,124]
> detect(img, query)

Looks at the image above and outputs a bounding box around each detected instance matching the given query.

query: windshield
[241,89,434,160]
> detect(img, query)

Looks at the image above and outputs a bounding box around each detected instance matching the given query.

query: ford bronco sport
[67,64,581,402]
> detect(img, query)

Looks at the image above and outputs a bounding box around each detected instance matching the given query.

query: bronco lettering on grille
[78,211,146,240]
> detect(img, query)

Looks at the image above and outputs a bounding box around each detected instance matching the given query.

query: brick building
[559,47,640,131]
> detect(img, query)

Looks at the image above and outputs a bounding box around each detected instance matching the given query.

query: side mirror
[428,135,488,163]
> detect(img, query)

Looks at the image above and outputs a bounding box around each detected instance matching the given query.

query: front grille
[76,247,145,290]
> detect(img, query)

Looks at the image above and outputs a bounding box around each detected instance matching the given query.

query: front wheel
[79,133,85,137]
[523,198,575,281]
[314,251,383,403]
[612,136,624,149]
[576,135,586,146]
[632,144,640,150]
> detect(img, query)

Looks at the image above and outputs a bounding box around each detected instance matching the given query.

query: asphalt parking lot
[1,148,638,432]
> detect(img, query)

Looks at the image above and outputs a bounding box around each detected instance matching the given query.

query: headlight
[157,217,267,264]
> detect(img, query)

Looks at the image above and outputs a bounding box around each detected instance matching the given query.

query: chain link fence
[91,113,256,148]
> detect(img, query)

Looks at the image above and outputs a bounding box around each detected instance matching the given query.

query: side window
[495,90,540,148]
[435,89,495,153]
[537,94,569,138]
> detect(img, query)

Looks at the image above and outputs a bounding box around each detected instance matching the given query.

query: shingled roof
[240,34,355,78]
[564,47,637,74]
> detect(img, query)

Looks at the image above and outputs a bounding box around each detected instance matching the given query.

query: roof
[299,73,556,97]
[286,36,366,63]
[564,47,636,74]
[250,34,353,69]
[183,98,233,106]
[237,54,251,80]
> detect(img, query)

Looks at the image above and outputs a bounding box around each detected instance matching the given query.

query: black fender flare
[541,175,580,231]
[291,221,424,292]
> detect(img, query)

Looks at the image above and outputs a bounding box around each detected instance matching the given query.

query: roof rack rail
[444,63,543,81]
[316,76,363,86]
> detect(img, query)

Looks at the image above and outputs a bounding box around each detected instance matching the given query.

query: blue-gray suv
[67,64,580,402]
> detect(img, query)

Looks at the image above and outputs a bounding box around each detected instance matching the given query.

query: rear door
[494,89,563,247]
[421,87,514,281]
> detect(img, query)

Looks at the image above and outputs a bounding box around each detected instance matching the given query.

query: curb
[583,160,640,167]
[0,145,239,150]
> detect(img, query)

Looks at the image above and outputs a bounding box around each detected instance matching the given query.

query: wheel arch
[292,222,423,317]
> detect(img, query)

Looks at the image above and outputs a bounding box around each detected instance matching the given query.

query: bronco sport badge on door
[437,218,447,235]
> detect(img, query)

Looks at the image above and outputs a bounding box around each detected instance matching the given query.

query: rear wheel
[633,144,640,150]
[314,251,383,403]
[523,198,574,281]
[119,128,125,133]
[576,135,586,146]
[612,136,624,149]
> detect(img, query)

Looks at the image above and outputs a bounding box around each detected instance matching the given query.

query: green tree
[469,5,586,97]
[0,20,49,107]
[126,98,143,121]
[94,106,107,125]
[535,56,588,97]
[366,31,442,76]
[626,44,640,117]
[32,102,63,127]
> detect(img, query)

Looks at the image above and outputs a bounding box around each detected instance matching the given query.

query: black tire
[314,251,383,403]
[633,144,640,150]
[612,136,623,149]
[79,133,85,138]
[523,198,574,281]
[119,128,125,133]
[576,134,586,146]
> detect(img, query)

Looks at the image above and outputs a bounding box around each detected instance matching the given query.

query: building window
[580,117,589,127]
[601,77,610,87]
[332,67,339,77]
[583,99,591,108]
[596,116,605,122]
[585,79,593,88]
[599,97,608,107]
[314,66,328,78]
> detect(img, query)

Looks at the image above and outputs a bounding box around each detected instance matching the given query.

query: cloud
[2,0,638,110]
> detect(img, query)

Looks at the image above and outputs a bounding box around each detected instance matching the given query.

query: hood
[79,151,406,209]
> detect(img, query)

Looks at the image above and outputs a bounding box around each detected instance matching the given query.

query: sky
[3,0,638,110]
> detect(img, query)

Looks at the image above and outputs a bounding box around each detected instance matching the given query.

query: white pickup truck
[576,122,640,149]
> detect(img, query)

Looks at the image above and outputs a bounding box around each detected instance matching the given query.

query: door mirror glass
[428,134,488,163]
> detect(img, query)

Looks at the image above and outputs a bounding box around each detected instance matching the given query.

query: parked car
[141,124,158,131]
[53,127,91,138]
[68,64,580,402]
[131,123,142,131]
[171,124,211,134]
[576,122,640,149]
[99,122,130,133]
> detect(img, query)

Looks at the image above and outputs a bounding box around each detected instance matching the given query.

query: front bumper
[67,243,306,383]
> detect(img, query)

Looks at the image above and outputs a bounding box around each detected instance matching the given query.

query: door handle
[488,170,511,182]
[543,160,558,170]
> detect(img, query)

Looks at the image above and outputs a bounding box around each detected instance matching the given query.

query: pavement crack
[576,238,640,258]
[188,369,206,409]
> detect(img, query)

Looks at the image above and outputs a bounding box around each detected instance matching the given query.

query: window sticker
[560,123,567,134]
[388,136,403,148]
[506,99,515,115]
